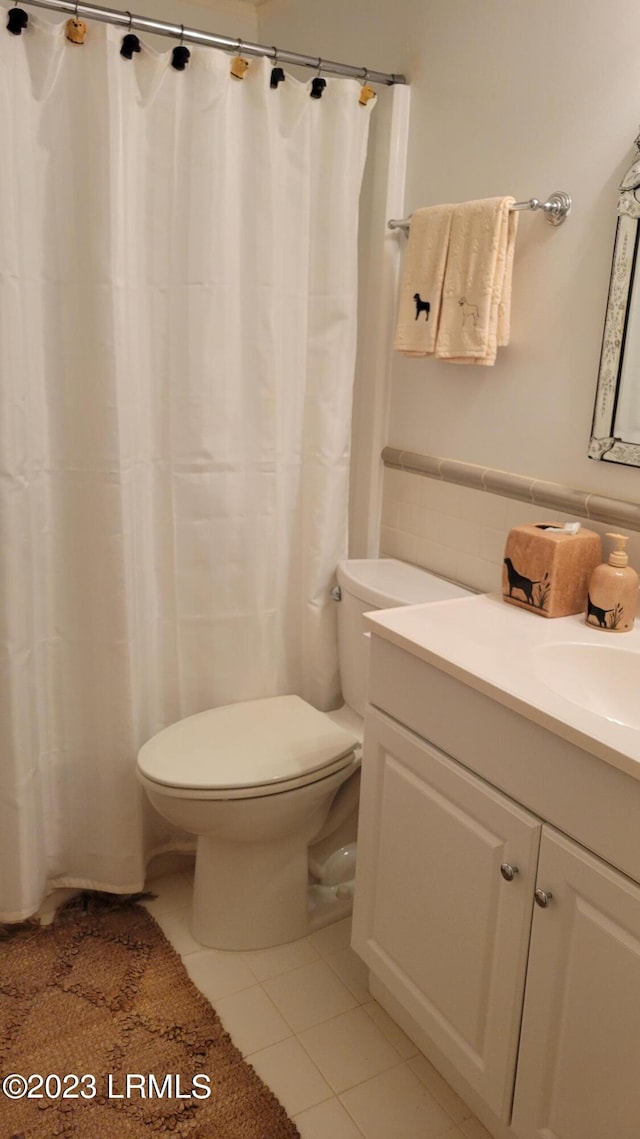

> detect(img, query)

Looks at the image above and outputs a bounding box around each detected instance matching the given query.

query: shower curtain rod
[20,0,407,86]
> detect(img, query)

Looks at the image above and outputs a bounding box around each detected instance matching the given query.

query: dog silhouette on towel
[413,293,431,321]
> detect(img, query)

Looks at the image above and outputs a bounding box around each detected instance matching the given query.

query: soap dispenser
[585,533,639,632]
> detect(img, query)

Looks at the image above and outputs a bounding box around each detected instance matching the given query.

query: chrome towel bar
[388,190,572,234]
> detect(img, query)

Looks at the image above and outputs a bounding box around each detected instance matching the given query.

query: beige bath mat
[0,893,300,1138]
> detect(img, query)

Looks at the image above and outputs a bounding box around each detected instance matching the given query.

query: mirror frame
[589,131,640,467]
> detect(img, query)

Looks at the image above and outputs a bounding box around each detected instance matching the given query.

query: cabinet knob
[500,863,519,881]
[534,888,553,908]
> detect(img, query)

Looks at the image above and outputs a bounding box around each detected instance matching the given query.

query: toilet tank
[335,558,472,718]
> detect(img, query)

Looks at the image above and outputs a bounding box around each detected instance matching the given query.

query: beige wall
[143,0,257,40]
[257,0,412,77]
[36,0,258,43]
[261,0,640,492]
[258,0,640,582]
[384,0,640,502]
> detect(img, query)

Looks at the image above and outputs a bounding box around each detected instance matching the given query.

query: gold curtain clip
[359,69,376,106]
[66,1,87,43]
[230,38,249,79]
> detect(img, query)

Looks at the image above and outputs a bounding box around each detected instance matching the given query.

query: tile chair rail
[381,447,640,532]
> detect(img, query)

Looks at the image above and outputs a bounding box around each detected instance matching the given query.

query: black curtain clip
[270,46,285,89]
[7,0,28,35]
[120,12,141,59]
[171,25,190,71]
[310,59,326,100]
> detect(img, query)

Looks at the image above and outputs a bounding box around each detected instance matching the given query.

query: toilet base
[187,771,360,952]
[191,834,357,951]
[192,831,312,951]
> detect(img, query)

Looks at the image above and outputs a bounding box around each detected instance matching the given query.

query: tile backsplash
[380,466,640,595]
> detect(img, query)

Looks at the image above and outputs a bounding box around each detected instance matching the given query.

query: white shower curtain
[0,13,373,920]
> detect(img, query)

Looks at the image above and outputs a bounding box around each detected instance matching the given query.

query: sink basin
[532,642,640,729]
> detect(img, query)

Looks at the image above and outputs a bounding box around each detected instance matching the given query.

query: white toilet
[137,558,471,950]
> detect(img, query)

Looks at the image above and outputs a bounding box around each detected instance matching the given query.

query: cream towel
[394,204,455,357]
[435,197,518,366]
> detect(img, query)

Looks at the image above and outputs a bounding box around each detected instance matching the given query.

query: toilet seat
[137,695,359,801]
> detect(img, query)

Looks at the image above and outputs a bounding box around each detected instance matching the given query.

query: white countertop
[364,592,640,782]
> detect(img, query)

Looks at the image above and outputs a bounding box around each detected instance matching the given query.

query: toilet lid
[137,695,358,792]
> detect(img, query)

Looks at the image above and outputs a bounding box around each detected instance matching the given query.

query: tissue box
[502,523,602,618]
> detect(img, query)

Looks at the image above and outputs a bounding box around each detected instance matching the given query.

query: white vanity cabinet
[352,708,540,1121]
[511,827,640,1139]
[352,622,640,1139]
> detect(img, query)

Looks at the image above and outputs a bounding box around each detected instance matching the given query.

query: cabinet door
[512,827,640,1139]
[352,708,541,1121]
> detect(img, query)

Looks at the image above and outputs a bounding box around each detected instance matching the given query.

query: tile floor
[140,869,495,1139]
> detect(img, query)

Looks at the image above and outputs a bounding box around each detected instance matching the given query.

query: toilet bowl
[137,558,472,950]
[138,695,359,949]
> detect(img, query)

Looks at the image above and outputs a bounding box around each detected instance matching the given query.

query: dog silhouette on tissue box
[502,523,601,617]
